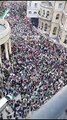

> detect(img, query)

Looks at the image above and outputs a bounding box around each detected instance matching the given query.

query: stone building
[27,1,41,27]
[27,1,67,47]
[0,19,11,66]
[38,1,53,38]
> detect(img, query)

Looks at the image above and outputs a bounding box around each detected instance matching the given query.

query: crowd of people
[0,1,67,119]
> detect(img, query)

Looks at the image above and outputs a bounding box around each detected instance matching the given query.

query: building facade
[38,1,53,37]
[27,1,41,18]
[27,1,67,47]
[27,1,41,27]
[0,19,12,66]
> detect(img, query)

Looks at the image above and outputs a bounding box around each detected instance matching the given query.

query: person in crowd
[0,1,67,119]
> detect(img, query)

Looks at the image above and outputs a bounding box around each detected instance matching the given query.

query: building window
[52,27,57,35]
[39,25,40,28]
[59,35,61,39]
[44,23,47,31]
[29,11,32,14]
[29,1,32,7]
[41,22,43,30]
[34,3,37,8]
[56,14,60,20]
[58,3,62,8]
[61,14,65,26]
[46,11,49,18]
[38,10,41,15]
[58,28,62,39]
[64,35,67,44]
[34,11,37,14]
[43,10,45,16]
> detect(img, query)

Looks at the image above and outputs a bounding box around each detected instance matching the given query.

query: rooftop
[0,24,6,34]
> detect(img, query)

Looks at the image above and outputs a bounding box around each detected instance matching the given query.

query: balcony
[39,15,52,21]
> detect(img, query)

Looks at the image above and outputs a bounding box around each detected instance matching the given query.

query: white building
[27,1,67,47]
[27,1,41,27]
[58,2,67,47]
[0,19,11,65]
[27,1,41,18]
[49,1,65,39]
[38,1,53,37]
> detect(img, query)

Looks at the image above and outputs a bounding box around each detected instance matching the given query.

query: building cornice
[40,4,52,9]
[39,16,51,22]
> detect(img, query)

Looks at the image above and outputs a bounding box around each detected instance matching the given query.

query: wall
[0,19,11,45]
[38,18,51,35]
[27,1,41,18]
[49,23,59,38]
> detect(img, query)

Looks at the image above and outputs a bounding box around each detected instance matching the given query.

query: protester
[0,1,67,119]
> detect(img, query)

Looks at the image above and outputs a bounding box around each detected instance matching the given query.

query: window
[29,1,32,7]
[58,28,62,39]
[61,14,63,25]
[39,25,40,28]
[64,35,67,44]
[58,3,62,8]
[43,10,45,16]
[38,10,41,15]
[44,23,48,31]
[52,27,57,35]
[41,22,43,30]
[34,3,37,8]
[61,14,65,25]
[56,14,60,20]
[29,11,32,14]
[34,11,37,14]
[46,11,49,18]
[59,35,61,39]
